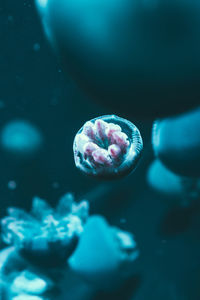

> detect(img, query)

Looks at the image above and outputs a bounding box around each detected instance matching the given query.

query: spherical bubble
[8,180,17,190]
[33,43,41,52]
[1,120,43,156]
[73,115,143,179]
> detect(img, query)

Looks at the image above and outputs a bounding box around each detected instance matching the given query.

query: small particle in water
[0,100,5,109]
[120,218,127,224]
[52,182,59,189]
[15,75,24,86]
[1,120,43,157]
[50,97,59,106]
[73,115,143,179]
[8,15,14,22]
[8,181,17,190]
[33,43,40,52]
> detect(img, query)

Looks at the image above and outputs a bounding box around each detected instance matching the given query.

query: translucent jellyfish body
[0,247,54,300]
[1,193,89,267]
[1,120,43,157]
[10,270,53,299]
[152,108,200,178]
[73,115,143,179]
[0,194,139,296]
[35,0,200,118]
[69,215,139,290]
[147,159,186,197]
[147,159,200,205]
[152,108,200,204]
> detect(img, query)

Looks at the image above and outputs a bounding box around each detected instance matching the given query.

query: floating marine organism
[147,159,185,197]
[1,193,89,266]
[73,115,143,179]
[69,215,139,290]
[0,192,139,297]
[152,108,200,205]
[35,0,200,118]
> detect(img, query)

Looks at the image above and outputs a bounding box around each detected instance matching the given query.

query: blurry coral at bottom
[0,193,139,300]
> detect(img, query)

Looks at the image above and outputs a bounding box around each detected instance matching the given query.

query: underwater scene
[0,0,200,299]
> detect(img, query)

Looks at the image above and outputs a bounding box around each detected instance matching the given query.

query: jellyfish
[147,159,184,197]
[10,270,52,297]
[152,107,200,204]
[1,193,89,266]
[0,193,89,299]
[68,215,139,290]
[152,108,200,178]
[35,0,200,118]
[1,120,43,157]
[0,193,139,298]
[73,115,143,179]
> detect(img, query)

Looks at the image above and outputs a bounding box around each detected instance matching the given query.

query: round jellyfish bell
[1,120,43,157]
[147,159,185,197]
[73,115,143,179]
[35,0,200,118]
[68,215,139,290]
[152,108,200,177]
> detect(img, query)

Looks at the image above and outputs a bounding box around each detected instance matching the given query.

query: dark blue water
[0,1,200,300]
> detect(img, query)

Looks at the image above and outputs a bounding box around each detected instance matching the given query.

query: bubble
[33,43,40,52]
[52,182,59,189]
[8,180,17,190]
[0,100,5,109]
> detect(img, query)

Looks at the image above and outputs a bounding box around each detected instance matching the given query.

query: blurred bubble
[1,120,43,157]
[0,100,5,109]
[7,15,14,23]
[33,43,41,52]
[8,180,17,190]
[52,182,59,189]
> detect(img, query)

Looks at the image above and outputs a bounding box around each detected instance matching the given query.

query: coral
[73,115,143,179]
